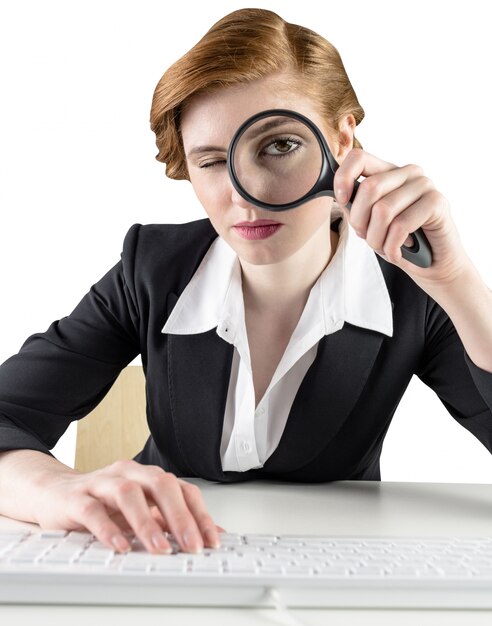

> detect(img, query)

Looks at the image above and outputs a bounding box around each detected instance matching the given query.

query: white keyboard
[2,529,492,608]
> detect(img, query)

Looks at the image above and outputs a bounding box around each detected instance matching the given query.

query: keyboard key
[0,531,27,541]
[386,567,422,577]
[41,553,78,565]
[65,532,92,545]
[153,560,187,573]
[120,561,150,572]
[258,564,285,575]
[226,559,259,574]
[350,566,387,577]
[245,535,278,543]
[190,559,222,574]
[284,564,314,575]
[317,566,353,577]
[277,540,305,548]
[78,552,113,565]
[39,530,67,538]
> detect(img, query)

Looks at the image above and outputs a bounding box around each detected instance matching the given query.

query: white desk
[2,479,492,625]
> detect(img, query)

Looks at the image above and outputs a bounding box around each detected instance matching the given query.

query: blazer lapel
[262,323,385,473]
[166,293,234,480]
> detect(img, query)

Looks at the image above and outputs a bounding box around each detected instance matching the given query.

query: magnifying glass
[227,109,432,269]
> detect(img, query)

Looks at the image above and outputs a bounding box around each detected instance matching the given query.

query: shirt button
[256,406,266,416]
[240,440,252,454]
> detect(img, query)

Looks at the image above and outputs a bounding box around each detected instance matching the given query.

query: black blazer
[1,219,491,483]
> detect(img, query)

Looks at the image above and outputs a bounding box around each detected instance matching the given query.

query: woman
[0,8,491,557]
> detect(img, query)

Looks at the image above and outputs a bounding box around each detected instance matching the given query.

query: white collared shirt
[162,206,393,472]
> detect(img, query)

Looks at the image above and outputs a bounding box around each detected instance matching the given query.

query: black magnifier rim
[227,108,338,212]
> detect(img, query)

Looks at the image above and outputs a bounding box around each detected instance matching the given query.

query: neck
[240,220,339,316]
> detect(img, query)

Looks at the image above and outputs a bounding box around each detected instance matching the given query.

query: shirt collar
[162,206,393,338]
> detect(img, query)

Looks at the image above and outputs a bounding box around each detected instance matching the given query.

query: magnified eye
[260,136,302,158]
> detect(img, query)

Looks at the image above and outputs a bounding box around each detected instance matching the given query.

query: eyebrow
[186,145,227,158]
[242,117,304,141]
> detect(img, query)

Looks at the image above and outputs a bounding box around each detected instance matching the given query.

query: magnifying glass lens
[232,115,323,205]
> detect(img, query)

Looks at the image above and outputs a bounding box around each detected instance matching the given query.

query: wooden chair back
[74,366,149,472]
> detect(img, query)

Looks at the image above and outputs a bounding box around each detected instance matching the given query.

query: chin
[237,245,296,266]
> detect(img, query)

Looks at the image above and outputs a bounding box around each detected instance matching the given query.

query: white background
[0,0,491,482]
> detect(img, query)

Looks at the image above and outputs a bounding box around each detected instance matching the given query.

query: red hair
[150,8,365,180]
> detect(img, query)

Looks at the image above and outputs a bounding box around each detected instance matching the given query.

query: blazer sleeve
[0,224,142,457]
[416,295,492,452]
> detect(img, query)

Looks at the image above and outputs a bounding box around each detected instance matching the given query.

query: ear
[332,114,356,164]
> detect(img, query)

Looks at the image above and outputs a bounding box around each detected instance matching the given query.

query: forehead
[180,73,327,152]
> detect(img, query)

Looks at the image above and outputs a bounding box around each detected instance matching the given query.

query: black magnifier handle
[344,180,432,268]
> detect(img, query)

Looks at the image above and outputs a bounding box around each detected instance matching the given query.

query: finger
[381,192,437,265]
[150,504,168,529]
[365,176,433,252]
[334,148,398,208]
[143,471,204,553]
[346,164,424,237]
[69,493,132,554]
[88,476,173,555]
[178,480,222,548]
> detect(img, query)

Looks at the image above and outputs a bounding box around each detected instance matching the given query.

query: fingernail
[152,532,172,553]
[182,529,203,553]
[337,189,348,205]
[204,527,221,549]
[112,533,131,553]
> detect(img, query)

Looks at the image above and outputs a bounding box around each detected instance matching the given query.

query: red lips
[234,219,281,227]
[233,221,283,240]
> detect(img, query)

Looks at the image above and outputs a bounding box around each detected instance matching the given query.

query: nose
[230,182,256,210]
